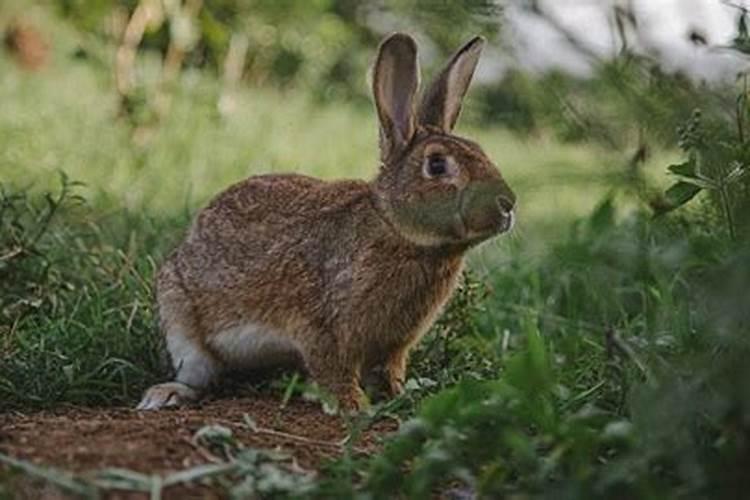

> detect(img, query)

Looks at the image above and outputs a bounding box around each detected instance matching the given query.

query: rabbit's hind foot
[136,382,199,410]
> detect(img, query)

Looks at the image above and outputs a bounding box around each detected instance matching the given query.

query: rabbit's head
[372,34,515,249]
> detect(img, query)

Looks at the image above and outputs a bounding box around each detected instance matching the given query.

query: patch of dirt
[0,394,398,498]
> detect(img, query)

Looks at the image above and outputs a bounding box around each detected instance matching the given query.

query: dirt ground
[0,394,398,499]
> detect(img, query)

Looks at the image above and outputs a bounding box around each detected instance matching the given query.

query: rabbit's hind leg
[137,318,220,410]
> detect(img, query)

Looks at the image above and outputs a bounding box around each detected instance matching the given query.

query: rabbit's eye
[425,155,448,177]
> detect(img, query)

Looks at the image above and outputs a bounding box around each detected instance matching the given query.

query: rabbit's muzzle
[460,179,516,239]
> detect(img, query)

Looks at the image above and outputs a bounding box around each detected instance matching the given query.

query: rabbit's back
[158,174,377,337]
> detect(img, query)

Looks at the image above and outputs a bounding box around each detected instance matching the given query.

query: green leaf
[663,181,703,210]
[588,197,615,232]
[668,160,699,179]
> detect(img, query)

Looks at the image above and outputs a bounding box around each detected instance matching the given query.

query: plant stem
[737,73,747,144]
[719,184,737,241]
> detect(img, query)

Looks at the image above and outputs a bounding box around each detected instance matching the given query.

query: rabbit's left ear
[373,33,420,162]
[419,36,485,133]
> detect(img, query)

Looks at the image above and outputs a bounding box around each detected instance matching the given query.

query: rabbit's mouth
[497,209,515,233]
[459,211,514,243]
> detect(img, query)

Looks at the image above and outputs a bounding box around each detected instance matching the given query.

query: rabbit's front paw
[136,382,199,410]
[335,385,369,414]
[384,351,408,398]
[387,376,405,398]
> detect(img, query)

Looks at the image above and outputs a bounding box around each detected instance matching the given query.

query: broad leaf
[668,160,699,180]
[663,181,703,211]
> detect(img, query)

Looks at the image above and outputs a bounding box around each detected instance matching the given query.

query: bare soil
[0,394,398,499]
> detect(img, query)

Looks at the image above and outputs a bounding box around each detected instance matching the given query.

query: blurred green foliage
[50,0,502,104]
[47,0,738,149]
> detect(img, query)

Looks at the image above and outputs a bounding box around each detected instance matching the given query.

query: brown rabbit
[137,33,516,411]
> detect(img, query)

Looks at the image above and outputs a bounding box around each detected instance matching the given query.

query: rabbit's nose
[496,195,515,214]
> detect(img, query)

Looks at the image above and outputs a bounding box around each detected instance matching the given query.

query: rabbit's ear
[373,33,420,161]
[419,36,485,133]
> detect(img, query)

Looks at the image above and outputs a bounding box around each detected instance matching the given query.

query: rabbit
[137,33,516,412]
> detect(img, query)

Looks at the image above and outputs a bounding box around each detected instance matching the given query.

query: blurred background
[4,0,746,228]
[2,2,750,497]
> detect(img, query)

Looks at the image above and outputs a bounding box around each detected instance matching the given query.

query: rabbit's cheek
[391,193,463,239]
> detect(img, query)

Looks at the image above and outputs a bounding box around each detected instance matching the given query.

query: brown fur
[142,33,516,411]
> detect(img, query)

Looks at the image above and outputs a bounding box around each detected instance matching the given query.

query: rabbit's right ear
[373,33,420,162]
[418,36,484,133]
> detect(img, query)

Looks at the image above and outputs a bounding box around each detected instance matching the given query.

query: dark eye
[426,154,447,177]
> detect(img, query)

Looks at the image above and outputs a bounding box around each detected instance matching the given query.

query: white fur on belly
[209,322,300,369]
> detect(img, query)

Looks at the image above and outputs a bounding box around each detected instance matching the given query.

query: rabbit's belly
[209,323,301,369]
